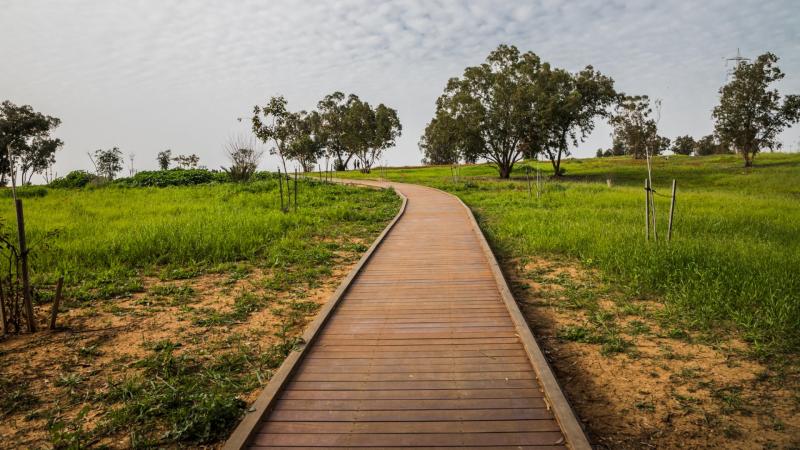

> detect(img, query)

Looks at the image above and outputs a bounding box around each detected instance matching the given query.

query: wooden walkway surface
[225,182,589,449]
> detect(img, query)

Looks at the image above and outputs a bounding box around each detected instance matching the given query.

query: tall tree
[671,135,696,155]
[0,101,62,187]
[610,96,670,159]
[89,147,124,180]
[157,149,172,170]
[344,97,401,173]
[286,110,327,172]
[317,92,354,171]
[434,45,541,178]
[419,107,482,165]
[537,64,617,176]
[172,154,200,169]
[713,52,800,167]
[252,96,297,175]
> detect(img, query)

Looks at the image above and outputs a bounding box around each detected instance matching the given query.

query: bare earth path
[225,181,589,449]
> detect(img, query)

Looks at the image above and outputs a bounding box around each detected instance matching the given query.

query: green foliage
[713,52,800,167]
[0,185,47,198]
[113,169,226,187]
[610,96,670,159]
[48,170,98,188]
[0,180,400,301]
[156,149,172,170]
[340,153,800,355]
[0,100,62,186]
[90,147,124,180]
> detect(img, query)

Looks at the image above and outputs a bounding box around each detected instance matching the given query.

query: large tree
[317,92,353,171]
[0,100,62,187]
[537,64,617,176]
[610,96,670,159]
[433,45,541,178]
[713,52,800,167]
[286,110,327,172]
[419,106,482,165]
[671,135,696,156]
[345,96,401,173]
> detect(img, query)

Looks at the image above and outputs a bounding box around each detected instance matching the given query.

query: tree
[172,154,200,169]
[252,96,296,175]
[157,149,172,170]
[222,135,263,182]
[610,96,670,159]
[420,107,482,165]
[285,110,327,172]
[317,92,353,171]
[537,64,617,176]
[671,135,696,155]
[693,134,729,156]
[0,100,62,187]
[89,147,124,180]
[713,52,800,167]
[432,45,541,178]
[343,97,401,174]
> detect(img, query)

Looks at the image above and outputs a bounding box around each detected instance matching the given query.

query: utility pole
[724,48,750,81]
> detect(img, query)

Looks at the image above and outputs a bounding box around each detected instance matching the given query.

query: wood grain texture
[225,181,587,449]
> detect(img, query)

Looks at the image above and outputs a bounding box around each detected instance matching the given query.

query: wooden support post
[278,168,285,211]
[645,178,650,241]
[293,169,298,211]
[0,280,7,336]
[651,180,658,241]
[15,199,36,332]
[49,277,64,330]
[667,179,677,242]
[526,166,532,200]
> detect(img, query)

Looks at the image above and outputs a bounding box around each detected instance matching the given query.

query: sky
[2,0,799,180]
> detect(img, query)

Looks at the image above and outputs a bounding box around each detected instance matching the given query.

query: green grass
[0,178,400,303]
[342,153,800,355]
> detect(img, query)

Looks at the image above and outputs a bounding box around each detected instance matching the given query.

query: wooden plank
[225,181,584,450]
[221,190,409,450]
[251,432,565,447]
[267,408,556,422]
[280,388,541,400]
[260,420,561,433]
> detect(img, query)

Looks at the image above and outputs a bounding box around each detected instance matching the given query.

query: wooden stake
[293,169,298,211]
[645,179,650,241]
[49,277,64,330]
[667,179,677,242]
[278,168,285,211]
[651,181,658,241]
[0,280,7,336]
[15,199,35,332]
[526,166,532,200]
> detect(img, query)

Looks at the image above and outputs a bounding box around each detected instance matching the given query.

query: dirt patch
[510,256,800,449]
[0,251,363,448]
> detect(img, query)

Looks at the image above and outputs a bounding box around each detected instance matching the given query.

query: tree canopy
[423,44,616,178]
[609,96,670,159]
[89,147,124,180]
[0,100,62,186]
[713,52,800,167]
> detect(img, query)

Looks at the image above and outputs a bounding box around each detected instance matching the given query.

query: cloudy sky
[2,0,799,179]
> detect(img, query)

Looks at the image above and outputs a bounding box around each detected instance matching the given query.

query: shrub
[0,186,48,198]
[113,169,228,188]
[48,170,98,189]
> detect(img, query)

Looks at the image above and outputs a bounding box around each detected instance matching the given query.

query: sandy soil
[510,257,800,449]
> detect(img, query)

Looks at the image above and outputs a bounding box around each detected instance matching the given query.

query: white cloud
[1,0,799,179]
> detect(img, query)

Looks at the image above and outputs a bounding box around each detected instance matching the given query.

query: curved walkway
[225,181,589,449]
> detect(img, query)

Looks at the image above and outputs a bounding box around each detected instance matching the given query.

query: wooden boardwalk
[225,182,589,449]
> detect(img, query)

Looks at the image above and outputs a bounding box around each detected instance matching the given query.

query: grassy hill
[344,153,800,355]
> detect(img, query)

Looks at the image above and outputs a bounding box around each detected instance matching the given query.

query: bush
[0,186,48,198]
[113,169,229,188]
[48,170,98,189]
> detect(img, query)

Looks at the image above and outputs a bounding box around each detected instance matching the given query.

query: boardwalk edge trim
[447,190,592,450]
[222,186,408,450]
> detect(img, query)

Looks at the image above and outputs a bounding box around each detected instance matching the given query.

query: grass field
[344,153,800,356]
[0,178,400,448]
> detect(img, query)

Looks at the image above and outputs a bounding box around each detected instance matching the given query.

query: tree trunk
[498,163,511,179]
